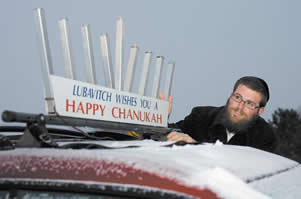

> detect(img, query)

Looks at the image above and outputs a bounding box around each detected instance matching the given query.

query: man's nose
[237,100,246,110]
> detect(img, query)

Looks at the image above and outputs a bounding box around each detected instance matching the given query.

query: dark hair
[233,76,270,107]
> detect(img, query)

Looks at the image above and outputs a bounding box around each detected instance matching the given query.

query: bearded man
[166,76,277,152]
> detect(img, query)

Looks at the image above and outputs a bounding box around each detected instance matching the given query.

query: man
[166,76,277,152]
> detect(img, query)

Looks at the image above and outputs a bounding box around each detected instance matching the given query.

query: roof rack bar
[124,45,139,92]
[151,56,164,98]
[100,33,115,88]
[81,24,96,84]
[138,51,152,96]
[2,110,173,134]
[58,18,77,80]
[115,17,124,91]
[33,8,55,113]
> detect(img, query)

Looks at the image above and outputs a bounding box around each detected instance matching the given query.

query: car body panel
[1,140,300,198]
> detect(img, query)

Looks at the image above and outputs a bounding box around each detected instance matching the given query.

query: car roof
[0,140,300,199]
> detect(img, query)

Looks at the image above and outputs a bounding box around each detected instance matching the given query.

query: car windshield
[0,190,132,199]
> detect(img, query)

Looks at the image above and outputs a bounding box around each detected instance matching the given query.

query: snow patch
[1,140,300,198]
[198,167,271,199]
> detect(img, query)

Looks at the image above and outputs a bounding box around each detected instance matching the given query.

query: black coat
[169,106,277,153]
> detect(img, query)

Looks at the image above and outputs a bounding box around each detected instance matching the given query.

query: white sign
[50,75,169,127]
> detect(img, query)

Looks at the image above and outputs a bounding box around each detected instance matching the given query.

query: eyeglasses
[230,93,260,110]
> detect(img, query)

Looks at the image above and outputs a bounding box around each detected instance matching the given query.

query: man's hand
[167,131,196,143]
[158,92,173,118]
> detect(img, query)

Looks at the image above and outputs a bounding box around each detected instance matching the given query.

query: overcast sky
[1,0,300,125]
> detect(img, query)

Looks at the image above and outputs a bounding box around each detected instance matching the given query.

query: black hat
[258,78,269,103]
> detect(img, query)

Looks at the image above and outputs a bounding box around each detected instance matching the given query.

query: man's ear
[258,107,265,116]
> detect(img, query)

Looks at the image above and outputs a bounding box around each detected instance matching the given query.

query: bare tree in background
[269,108,301,163]
[297,106,301,117]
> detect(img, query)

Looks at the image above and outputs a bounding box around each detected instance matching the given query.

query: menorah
[33,8,175,128]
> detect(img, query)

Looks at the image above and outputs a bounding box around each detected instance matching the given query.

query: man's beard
[222,99,258,133]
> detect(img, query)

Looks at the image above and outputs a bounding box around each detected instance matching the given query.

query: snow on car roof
[0,140,300,199]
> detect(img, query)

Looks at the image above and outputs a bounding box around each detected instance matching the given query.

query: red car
[0,111,300,199]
